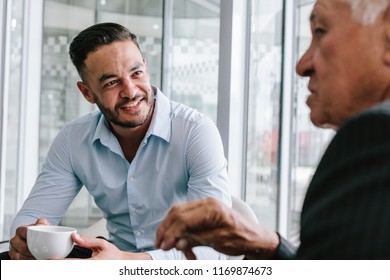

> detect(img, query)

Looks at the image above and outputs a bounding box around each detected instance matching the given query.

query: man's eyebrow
[310,12,317,23]
[98,73,117,84]
[130,63,144,72]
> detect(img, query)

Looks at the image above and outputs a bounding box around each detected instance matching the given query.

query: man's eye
[132,71,143,77]
[104,80,118,87]
[314,27,326,38]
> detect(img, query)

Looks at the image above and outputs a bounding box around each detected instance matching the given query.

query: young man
[155,0,390,259]
[5,23,231,260]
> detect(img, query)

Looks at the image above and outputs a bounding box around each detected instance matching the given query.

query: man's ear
[77,81,96,104]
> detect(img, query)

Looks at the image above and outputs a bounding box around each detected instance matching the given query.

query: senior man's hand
[155,198,279,260]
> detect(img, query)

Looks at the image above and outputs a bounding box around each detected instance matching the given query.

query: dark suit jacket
[276,102,390,259]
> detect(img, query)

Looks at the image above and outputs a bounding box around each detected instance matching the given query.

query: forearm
[223,222,281,260]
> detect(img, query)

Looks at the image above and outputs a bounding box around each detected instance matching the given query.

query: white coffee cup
[27,225,77,260]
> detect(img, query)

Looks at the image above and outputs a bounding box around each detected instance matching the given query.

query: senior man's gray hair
[340,0,389,25]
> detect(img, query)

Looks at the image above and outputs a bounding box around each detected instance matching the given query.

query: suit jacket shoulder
[298,102,390,259]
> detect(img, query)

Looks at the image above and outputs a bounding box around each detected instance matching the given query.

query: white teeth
[124,100,141,108]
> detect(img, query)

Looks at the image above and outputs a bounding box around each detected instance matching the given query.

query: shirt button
[129,177,135,182]
[135,231,141,236]
[130,207,136,212]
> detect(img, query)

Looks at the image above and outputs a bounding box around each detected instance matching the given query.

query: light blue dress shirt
[11,87,231,259]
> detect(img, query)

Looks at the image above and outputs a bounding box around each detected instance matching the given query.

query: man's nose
[296,45,314,77]
[120,78,138,99]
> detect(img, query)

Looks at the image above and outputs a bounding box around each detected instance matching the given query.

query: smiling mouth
[120,98,143,110]
[123,100,141,108]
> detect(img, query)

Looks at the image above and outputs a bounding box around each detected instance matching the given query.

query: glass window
[1,0,25,241]
[167,0,220,123]
[246,0,283,230]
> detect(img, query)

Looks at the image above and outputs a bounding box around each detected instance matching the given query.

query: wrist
[244,230,280,260]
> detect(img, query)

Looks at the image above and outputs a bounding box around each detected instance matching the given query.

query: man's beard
[96,95,154,128]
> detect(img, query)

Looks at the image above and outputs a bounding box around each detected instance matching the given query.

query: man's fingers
[8,218,52,260]
[72,233,106,250]
[175,238,198,260]
[156,200,207,247]
[9,249,35,260]
[157,198,224,249]
[17,218,50,242]
[9,236,34,260]
[157,217,195,250]
[35,218,50,226]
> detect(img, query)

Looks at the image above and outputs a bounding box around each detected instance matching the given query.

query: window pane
[168,0,220,123]
[289,1,334,245]
[246,0,283,230]
[2,0,24,241]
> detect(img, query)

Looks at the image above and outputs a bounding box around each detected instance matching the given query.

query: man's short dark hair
[69,22,141,78]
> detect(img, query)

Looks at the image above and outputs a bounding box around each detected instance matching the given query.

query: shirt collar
[147,86,172,143]
[92,86,172,146]
[92,112,117,148]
